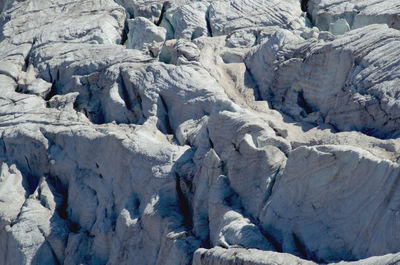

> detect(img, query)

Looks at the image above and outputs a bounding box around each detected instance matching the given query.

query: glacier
[1,0,400,264]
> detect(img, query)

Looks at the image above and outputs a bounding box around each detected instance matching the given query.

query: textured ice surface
[1,0,400,264]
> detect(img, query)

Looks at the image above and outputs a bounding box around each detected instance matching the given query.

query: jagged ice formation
[1,0,400,264]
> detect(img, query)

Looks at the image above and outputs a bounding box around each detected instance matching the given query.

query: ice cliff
[1,0,400,264]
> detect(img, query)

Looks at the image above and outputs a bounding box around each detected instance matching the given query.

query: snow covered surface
[1,0,400,264]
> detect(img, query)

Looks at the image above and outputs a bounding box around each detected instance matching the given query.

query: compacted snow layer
[1,0,400,264]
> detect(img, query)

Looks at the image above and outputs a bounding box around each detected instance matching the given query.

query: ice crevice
[2,0,400,264]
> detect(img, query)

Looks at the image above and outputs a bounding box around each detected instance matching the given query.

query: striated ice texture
[1,0,400,264]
